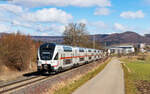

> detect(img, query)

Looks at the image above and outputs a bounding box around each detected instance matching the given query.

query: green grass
[127,62,150,81]
[54,58,110,94]
[121,53,150,94]
[122,63,138,94]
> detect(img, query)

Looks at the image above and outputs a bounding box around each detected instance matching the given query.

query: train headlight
[38,61,42,65]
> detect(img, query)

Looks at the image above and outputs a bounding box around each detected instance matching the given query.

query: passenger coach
[37,43,103,73]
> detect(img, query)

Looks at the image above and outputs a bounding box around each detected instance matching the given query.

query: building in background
[108,45,135,55]
[140,43,146,53]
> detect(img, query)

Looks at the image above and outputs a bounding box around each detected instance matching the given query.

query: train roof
[41,43,101,50]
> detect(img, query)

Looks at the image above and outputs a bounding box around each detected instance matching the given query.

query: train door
[75,49,78,64]
[59,48,65,69]
[57,49,62,67]
[63,52,73,69]
[85,49,88,62]
[62,46,73,69]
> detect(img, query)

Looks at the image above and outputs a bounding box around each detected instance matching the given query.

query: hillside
[0,31,150,46]
[96,31,150,46]
[31,31,150,46]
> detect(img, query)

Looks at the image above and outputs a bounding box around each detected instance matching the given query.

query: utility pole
[93,35,95,49]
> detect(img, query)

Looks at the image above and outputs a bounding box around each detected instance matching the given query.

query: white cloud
[49,24,65,33]
[0,24,10,32]
[35,24,65,33]
[21,8,73,24]
[10,0,111,7]
[91,21,108,29]
[78,19,108,33]
[94,8,110,16]
[120,10,144,19]
[78,19,88,24]
[11,20,32,28]
[11,20,65,33]
[0,4,73,27]
[0,5,69,34]
[114,23,126,31]
[134,27,150,35]
[40,32,49,36]
[78,19,107,29]
[0,4,23,14]
[0,2,113,35]
[114,23,134,32]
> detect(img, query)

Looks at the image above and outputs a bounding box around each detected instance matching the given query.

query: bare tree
[63,23,90,47]
[63,22,103,49]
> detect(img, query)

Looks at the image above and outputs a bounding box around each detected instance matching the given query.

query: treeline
[0,33,40,71]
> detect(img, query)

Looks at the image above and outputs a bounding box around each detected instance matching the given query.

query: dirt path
[73,58,125,94]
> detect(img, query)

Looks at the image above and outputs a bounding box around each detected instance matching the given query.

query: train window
[54,53,58,60]
[89,57,92,59]
[64,59,72,65]
[88,50,91,52]
[63,46,72,52]
[40,51,52,60]
[72,54,74,56]
[79,48,84,52]
[40,43,55,60]
[80,58,84,61]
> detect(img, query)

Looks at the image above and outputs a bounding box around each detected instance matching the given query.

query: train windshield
[39,43,55,60]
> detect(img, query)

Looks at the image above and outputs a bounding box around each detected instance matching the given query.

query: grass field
[121,53,150,94]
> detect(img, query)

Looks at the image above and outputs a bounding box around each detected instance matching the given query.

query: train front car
[37,43,59,73]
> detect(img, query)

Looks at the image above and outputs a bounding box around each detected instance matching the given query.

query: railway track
[0,58,108,94]
[0,76,49,94]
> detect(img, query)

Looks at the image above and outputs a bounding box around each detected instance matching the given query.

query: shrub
[0,33,36,71]
[137,55,146,61]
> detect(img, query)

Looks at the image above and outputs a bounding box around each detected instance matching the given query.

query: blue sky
[0,0,150,36]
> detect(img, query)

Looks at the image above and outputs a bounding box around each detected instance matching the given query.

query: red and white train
[37,43,104,73]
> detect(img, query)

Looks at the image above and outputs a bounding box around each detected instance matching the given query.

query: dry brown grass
[44,75,83,94]
[0,61,37,81]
